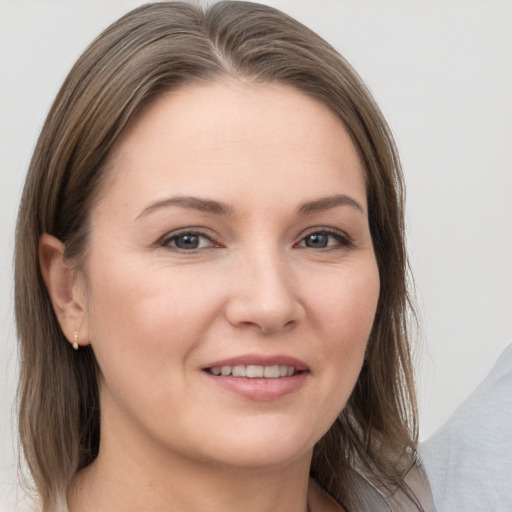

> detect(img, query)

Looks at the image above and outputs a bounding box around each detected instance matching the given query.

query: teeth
[208,365,297,378]
[263,365,280,378]
[232,365,246,377]
[246,365,264,378]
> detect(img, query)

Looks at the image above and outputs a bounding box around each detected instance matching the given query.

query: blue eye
[304,233,329,248]
[299,230,350,249]
[162,232,214,250]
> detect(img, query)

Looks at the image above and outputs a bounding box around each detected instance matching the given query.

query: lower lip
[203,371,309,401]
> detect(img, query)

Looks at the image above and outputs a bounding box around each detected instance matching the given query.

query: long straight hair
[15,2,417,510]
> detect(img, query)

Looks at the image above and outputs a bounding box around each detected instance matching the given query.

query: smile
[202,355,310,399]
[206,365,297,378]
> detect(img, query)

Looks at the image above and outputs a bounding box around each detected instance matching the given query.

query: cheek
[315,261,380,344]
[83,259,222,384]
[83,263,228,435]
[310,261,379,406]
[91,278,192,335]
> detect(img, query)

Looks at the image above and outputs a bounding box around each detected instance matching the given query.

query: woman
[14,2,435,511]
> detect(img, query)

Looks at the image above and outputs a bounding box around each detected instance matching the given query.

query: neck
[68,420,313,512]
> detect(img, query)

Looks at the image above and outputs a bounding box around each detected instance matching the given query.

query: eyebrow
[136,196,234,219]
[136,193,365,220]
[298,194,366,215]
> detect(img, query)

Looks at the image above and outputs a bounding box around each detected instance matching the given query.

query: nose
[224,250,305,334]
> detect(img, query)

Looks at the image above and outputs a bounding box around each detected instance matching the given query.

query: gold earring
[73,330,79,350]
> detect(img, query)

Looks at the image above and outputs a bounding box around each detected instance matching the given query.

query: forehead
[99,80,366,214]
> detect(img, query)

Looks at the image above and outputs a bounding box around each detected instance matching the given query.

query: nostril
[260,319,296,335]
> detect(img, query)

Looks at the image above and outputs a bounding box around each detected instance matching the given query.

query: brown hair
[15,2,417,510]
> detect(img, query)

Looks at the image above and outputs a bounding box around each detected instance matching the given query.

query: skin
[40,80,380,512]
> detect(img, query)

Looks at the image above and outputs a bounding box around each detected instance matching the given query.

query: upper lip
[202,354,309,371]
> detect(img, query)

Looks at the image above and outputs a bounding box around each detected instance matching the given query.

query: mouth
[201,355,309,401]
[205,364,300,378]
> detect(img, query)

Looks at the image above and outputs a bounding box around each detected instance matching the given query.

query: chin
[179,416,322,470]
[202,440,312,471]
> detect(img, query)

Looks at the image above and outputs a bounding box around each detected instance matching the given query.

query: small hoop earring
[73,330,79,350]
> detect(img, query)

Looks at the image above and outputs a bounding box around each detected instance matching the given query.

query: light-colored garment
[54,495,67,512]
[420,343,512,512]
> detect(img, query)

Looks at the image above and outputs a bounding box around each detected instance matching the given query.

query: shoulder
[420,343,512,511]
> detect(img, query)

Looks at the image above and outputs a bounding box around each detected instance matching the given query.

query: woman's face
[81,81,380,470]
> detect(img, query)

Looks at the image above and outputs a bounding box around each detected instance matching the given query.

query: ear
[39,233,89,348]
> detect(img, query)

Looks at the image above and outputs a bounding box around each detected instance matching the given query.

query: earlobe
[39,233,88,347]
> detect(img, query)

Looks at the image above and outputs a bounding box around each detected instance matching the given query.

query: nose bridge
[226,241,303,332]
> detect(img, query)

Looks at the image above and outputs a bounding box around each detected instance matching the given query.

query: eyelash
[158,228,353,252]
[295,229,353,250]
[159,230,217,251]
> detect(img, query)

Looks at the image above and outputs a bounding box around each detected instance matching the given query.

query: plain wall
[1,0,511,507]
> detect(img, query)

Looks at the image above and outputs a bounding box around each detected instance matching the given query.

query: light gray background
[1,0,511,507]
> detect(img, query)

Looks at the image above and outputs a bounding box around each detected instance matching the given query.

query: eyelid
[158,228,220,250]
[295,227,353,249]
